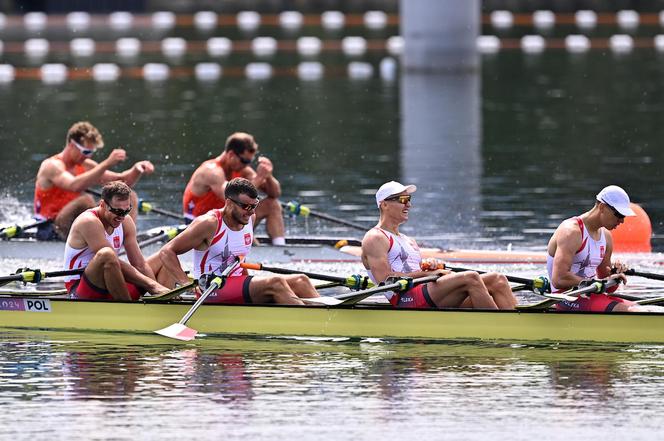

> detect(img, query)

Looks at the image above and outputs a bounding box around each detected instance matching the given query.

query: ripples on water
[1,331,664,440]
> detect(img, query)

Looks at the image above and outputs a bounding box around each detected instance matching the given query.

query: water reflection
[400,71,481,241]
[3,332,664,439]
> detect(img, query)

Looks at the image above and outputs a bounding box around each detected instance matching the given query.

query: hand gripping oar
[0,267,85,287]
[303,274,441,306]
[155,257,241,341]
[282,200,369,232]
[240,262,375,290]
[517,278,621,310]
[0,219,51,239]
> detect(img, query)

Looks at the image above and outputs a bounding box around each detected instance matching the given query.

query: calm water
[3,16,664,441]
[1,330,664,441]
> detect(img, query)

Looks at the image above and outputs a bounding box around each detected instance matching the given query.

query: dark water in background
[1,49,663,250]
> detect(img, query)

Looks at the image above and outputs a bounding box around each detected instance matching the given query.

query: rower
[34,121,155,240]
[546,185,647,312]
[182,132,286,245]
[150,177,320,305]
[63,181,169,301]
[361,181,517,309]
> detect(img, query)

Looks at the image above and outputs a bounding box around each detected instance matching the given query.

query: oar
[303,274,441,306]
[240,262,375,290]
[282,200,369,232]
[0,267,85,287]
[517,278,621,310]
[0,219,51,239]
[119,225,186,256]
[441,264,550,293]
[155,257,241,341]
[86,188,186,221]
[624,269,664,282]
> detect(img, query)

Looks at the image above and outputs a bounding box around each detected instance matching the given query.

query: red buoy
[612,203,652,253]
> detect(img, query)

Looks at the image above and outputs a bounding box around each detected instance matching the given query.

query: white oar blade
[155,323,198,341]
[302,296,342,306]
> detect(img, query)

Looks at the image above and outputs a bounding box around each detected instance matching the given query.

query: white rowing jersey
[367,227,422,301]
[547,217,606,292]
[63,209,124,283]
[193,209,253,278]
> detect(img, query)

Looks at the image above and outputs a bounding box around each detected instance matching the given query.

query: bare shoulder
[362,228,388,251]
[552,218,584,252]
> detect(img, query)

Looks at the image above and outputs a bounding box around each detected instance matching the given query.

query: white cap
[375,181,417,207]
[596,185,636,217]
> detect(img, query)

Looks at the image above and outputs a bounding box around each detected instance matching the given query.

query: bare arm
[550,222,585,289]
[157,215,218,285]
[251,157,281,198]
[42,152,123,192]
[101,159,155,187]
[122,216,156,280]
[361,230,433,283]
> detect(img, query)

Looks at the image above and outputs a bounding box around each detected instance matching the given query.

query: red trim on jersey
[374,227,394,252]
[575,217,588,254]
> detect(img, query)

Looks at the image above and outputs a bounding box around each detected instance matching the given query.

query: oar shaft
[443,265,539,287]
[241,262,375,289]
[179,258,241,325]
[624,269,664,282]
[282,201,368,232]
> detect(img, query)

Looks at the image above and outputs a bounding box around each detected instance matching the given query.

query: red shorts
[555,293,629,312]
[202,275,253,304]
[66,274,143,301]
[390,283,435,308]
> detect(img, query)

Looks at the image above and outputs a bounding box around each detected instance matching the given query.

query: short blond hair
[66,121,104,148]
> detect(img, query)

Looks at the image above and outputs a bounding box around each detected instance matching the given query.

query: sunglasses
[385,195,412,205]
[236,151,257,165]
[603,202,625,220]
[105,202,132,217]
[228,197,259,211]
[72,139,97,156]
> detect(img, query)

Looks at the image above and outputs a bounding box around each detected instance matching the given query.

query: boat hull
[1,298,663,344]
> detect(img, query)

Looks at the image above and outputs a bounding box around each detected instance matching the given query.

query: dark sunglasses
[228,197,259,211]
[236,150,257,165]
[105,202,132,217]
[385,195,412,205]
[604,202,625,220]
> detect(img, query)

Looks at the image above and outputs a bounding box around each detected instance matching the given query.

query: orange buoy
[612,203,652,253]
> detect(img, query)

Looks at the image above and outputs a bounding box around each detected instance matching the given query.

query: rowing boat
[2,296,663,344]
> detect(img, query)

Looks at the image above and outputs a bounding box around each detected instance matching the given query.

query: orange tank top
[182,158,244,219]
[34,155,86,220]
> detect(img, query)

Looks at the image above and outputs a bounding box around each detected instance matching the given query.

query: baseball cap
[596,185,636,217]
[375,181,417,207]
